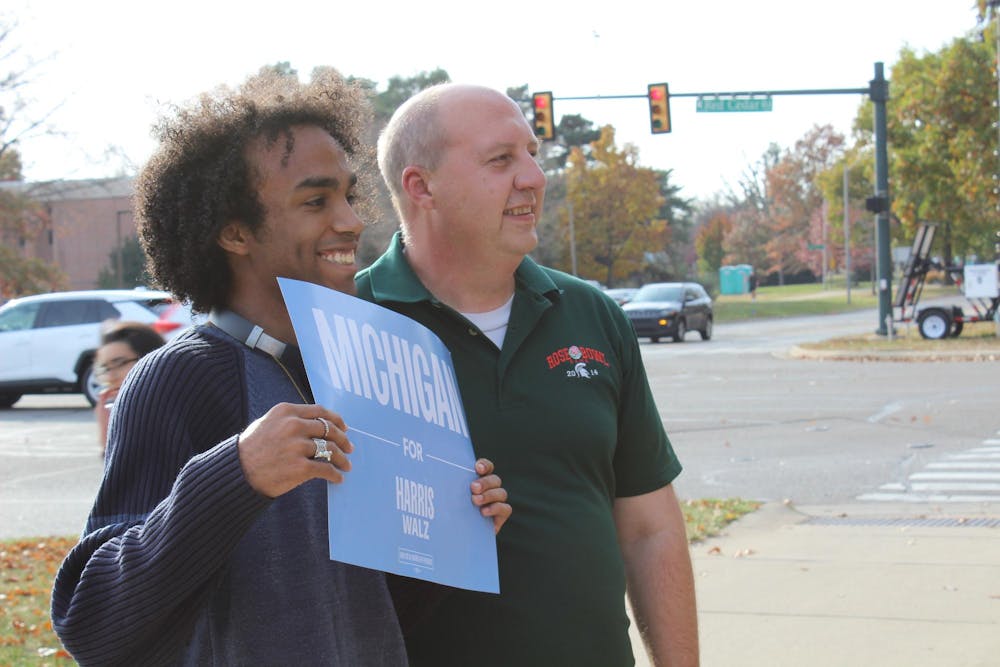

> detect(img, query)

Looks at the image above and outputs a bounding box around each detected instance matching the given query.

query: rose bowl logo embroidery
[545,344,610,379]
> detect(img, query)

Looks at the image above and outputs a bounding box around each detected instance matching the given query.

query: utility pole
[822,201,829,289]
[871,63,893,335]
[537,65,888,321]
[992,1,1000,224]
[843,164,852,304]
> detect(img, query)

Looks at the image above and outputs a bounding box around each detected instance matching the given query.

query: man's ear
[217,221,251,256]
[401,166,435,210]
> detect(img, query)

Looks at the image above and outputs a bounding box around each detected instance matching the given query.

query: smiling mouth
[319,249,356,265]
[504,205,533,216]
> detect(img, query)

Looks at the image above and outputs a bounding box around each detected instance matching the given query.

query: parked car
[604,287,638,306]
[622,282,713,343]
[0,288,193,408]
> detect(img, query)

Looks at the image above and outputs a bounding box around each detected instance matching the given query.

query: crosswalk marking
[910,482,1000,491]
[854,493,1000,503]
[858,436,1000,504]
[910,472,1000,481]
[926,462,1000,469]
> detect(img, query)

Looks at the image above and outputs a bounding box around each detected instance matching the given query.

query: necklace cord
[269,353,311,404]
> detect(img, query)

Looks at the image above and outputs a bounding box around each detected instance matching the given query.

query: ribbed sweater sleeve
[51,331,272,666]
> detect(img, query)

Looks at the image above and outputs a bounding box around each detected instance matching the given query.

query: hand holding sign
[279,278,500,593]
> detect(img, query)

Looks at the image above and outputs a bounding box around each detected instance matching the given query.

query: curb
[788,345,1000,362]
[704,500,1000,544]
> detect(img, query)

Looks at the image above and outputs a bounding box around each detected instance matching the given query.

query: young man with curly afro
[51,69,509,666]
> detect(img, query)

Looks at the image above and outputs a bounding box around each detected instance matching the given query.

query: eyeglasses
[94,357,139,377]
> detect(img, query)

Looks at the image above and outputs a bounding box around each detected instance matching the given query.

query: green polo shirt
[355,232,682,667]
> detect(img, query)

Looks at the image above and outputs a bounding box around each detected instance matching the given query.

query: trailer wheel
[917,308,952,339]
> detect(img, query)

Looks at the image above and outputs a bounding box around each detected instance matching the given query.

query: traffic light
[531,92,555,141]
[647,83,671,134]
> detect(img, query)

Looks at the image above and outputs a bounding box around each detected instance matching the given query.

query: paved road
[0,393,103,538]
[644,310,1000,508]
[2,308,997,538]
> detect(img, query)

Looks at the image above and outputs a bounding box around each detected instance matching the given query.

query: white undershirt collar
[460,294,514,349]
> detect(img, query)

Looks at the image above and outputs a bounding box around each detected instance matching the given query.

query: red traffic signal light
[531,91,555,141]
[647,83,671,134]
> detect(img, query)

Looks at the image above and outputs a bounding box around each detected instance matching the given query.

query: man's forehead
[247,126,353,179]
[440,88,521,119]
[249,125,344,160]
[440,97,536,148]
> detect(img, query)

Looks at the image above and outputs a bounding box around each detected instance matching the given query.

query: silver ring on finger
[312,437,332,461]
[315,417,330,439]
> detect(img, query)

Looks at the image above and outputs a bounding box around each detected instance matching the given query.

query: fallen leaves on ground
[1,537,76,664]
[0,499,762,663]
[681,498,761,542]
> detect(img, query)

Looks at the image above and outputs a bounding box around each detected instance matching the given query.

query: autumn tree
[564,126,668,286]
[0,17,66,297]
[0,184,65,297]
[852,32,997,262]
[694,210,732,277]
[542,119,607,280]
[816,148,877,284]
[722,144,779,281]
[891,38,996,261]
[764,125,844,281]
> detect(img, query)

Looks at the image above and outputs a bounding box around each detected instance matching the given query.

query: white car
[0,288,194,408]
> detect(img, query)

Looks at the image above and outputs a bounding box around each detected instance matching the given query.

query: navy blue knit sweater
[51,326,407,665]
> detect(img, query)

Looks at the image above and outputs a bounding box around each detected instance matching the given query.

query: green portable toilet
[719,266,738,295]
[734,264,753,293]
[719,265,753,295]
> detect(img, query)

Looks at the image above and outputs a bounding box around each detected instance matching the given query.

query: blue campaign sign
[278,278,499,593]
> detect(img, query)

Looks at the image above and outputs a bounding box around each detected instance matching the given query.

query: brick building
[1,177,136,291]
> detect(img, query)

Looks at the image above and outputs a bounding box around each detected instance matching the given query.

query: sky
[4,0,986,202]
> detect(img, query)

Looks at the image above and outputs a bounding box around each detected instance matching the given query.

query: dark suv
[621,282,713,343]
[0,289,179,407]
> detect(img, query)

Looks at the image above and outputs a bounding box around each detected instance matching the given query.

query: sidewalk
[643,501,1000,667]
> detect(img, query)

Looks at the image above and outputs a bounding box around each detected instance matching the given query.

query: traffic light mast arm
[525,83,869,136]
[550,87,867,101]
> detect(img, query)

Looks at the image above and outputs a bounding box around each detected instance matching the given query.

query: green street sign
[696,96,773,112]
[808,243,825,250]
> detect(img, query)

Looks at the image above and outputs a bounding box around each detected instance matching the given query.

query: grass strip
[0,497,761,663]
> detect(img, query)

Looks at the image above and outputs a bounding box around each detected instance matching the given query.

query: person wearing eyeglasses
[94,320,165,457]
